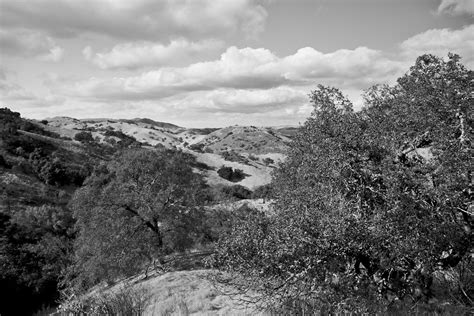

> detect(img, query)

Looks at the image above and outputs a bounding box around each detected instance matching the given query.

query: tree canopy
[69,148,209,289]
[213,54,473,313]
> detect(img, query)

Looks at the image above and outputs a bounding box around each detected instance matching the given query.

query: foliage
[74,131,94,143]
[221,150,248,163]
[262,157,274,165]
[103,129,140,148]
[69,148,210,289]
[0,205,75,315]
[0,107,58,138]
[213,54,473,312]
[189,143,205,152]
[28,148,89,186]
[221,184,252,200]
[252,183,273,199]
[217,166,247,182]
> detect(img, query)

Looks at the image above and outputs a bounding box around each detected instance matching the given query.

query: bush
[221,150,248,163]
[74,131,94,143]
[217,166,247,182]
[252,184,273,199]
[262,157,274,165]
[189,143,205,152]
[222,185,252,200]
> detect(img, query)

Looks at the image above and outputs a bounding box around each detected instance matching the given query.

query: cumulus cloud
[0,71,36,101]
[0,0,268,40]
[172,87,308,114]
[64,45,402,101]
[0,29,64,61]
[437,0,474,16]
[84,39,225,70]
[400,25,474,67]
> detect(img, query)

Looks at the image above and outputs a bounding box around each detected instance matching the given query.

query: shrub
[189,143,205,152]
[74,131,94,143]
[222,185,252,200]
[217,166,247,182]
[252,184,273,199]
[262,157,274,165]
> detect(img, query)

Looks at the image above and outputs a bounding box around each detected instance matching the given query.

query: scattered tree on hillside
[217,166,247,182]
[213,54,473,313]
[74,131,94,143]
[69,148,210,289]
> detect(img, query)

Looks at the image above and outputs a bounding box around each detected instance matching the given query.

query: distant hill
[43,116,293,190]
[0,107,287,313]
[120,118,181,130]
[194,125,291,155]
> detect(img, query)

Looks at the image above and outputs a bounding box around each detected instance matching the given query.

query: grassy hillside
[0,107,283,315]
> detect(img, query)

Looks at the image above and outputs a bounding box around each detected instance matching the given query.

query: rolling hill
[43,116,293,190]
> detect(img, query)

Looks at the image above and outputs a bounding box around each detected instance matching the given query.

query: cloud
[84,39,225,70]
[0,0,267,40]
[437,0,474,16]
[64,45,402,101]
[400,25,474,67]
[0,72,36,101]
[0,29,64,61]
[172,87,308,114]
[280,46,402,87]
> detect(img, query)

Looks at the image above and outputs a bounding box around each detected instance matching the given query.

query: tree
[70,148,208,289]
[213,54,473,313]
[0,205,74,316]
[217,166,247,182]
[74,131,94,143]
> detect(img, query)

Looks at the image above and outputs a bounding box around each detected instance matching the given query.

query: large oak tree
[70,148,208,288]
[214,54,473,313]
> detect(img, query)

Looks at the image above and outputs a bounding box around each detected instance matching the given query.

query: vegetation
[0,53,472,315]
[67,148,212,290]
[0,206,75,315]
[212,54,473,313]
[74,131,94,143]
[221,184,252,200]
[217,166,247,182]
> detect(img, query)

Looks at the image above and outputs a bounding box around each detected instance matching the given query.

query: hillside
[44,117,292,190]
[1,108,288,214]
[68,269,264,315]
[0,107,286,314]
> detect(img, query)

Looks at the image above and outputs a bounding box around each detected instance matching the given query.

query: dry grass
[91,270,265,316]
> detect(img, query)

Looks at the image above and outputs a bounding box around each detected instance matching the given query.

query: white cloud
[437,0,474,16]
[0,0,267,40]
[280,46,402,87]
[400,25,474,67]
[84,39,225,69]
[0,80,36,101]
[0,29,64,61]
[65,45,402,101]
[177,87,308,114]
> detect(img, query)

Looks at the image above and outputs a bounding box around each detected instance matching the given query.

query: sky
[0,0,473,127]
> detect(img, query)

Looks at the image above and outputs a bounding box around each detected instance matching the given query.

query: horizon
[1,0,473,127]
[36,114,301,129]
